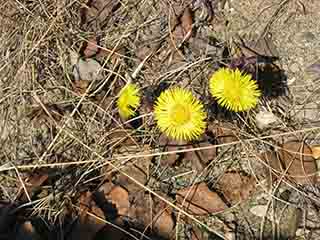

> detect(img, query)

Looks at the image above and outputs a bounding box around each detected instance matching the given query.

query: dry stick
[14,0,79,77]
[3,128,320,238]
[2,126,320,172]
[73,205,140,240]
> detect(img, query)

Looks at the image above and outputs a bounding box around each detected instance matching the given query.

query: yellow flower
[154,87,207,141]
[209,68,261,112]
[117,83,141,119]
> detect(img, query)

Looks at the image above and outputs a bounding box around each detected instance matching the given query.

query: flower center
[171,104,191,125]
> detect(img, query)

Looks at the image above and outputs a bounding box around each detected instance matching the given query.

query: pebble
[255,110,278,129]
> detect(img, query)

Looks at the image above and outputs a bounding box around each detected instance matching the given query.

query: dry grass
[1,0,320,239]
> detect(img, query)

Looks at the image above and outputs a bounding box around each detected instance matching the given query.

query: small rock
[255,110,278,129]
[73,58,103,81]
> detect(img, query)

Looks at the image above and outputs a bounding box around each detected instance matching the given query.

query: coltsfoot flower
[209,68,261,112]
[154,87,206,141]
[117,83,141,119]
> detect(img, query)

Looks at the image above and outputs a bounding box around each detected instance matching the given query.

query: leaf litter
[2,0,320,239]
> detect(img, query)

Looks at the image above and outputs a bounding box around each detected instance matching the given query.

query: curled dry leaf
[218,171,256,205]
[176,183,227,215]
[261,141,317,185]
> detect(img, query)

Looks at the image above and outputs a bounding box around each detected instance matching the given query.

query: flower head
[117,83,141,119]
[209,68,261,112]
[154,87,207,141]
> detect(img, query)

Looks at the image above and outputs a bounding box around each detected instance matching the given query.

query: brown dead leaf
[73,80,90,95]
[106,186,129,216]
[176,183,227,215]
[117,147,152,193]
[79,191,105,225]
[262,141,317,185]
[208,122,238,144]
[218,172,256,205]
[184,140,217,172]
[278,141,317,184]
[28,104,64,123]
[118,165,147,192]
[81,37,99,58]
[17,172,48,202]
[311,145,320,159]
[237,34,279,58]
[260,150,283,185]
[129,192,175,239]
[107,129,137,147]
[171,7,193,45]
[159,133,186,166]
[81,0,121,28]
[72,191,106,240]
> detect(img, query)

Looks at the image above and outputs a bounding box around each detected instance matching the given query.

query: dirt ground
[1,0,320,239]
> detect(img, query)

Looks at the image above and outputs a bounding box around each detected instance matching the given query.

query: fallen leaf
[176,183,227,215]
[69,191,107,240]
[73,79,90,95]
[158,133,186,166]
[106,186,129,216]
[128,192,175,239]
[237,34,279,58]
[260,150,283,185]
[79,191,106,235]
[278,141,317,184]
[107,129,137,147]
[184,140,217,172]
[17,172,48,202]
[81,0,121,28]
[208,122,238,144]
[171,7,193,45]
[311,145,320,159]
[81,37,99,58]
[262,141,317,185]
[28,104,64,123]
[218,171,256,205]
